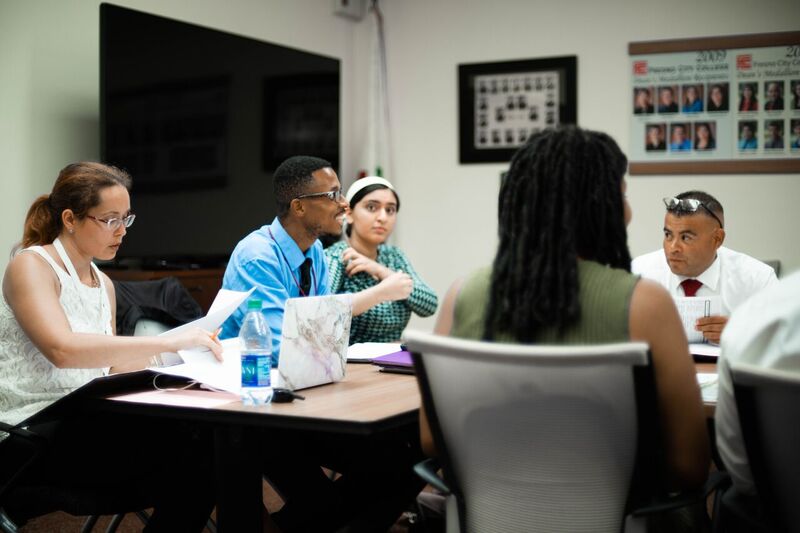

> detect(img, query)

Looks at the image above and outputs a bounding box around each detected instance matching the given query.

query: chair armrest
[0,422,47,446]
[0,422,49,502]
[413,458,450,495]
[630,470,731,517]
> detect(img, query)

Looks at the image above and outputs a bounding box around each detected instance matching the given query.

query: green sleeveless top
[452,260,639,344]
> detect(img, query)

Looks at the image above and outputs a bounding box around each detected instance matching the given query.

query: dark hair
[484,126,631,342]
[739,83,758,107]
[273,155,332,218]
[740,121,756,132]
[674,190,724,221]
[693,123,716,149]
[345,184,401,237]
[20,162,132,250]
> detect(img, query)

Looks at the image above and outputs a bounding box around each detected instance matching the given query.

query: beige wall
[0,0,363,270]
[2,0,798,332]
[376,0,800,331]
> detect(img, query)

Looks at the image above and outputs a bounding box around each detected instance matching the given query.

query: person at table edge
[632,191,777,344]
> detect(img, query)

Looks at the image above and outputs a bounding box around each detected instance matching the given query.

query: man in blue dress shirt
[221,156,411,355]
[221,155,420,532]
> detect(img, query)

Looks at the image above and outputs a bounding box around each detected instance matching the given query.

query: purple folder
[371,350,414,370]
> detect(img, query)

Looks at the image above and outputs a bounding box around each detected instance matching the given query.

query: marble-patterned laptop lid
[276,294,352,391]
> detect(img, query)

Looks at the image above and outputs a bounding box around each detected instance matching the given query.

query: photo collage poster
[629,43,800,162]
[473,71,560,150]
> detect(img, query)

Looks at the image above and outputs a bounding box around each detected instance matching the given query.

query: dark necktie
[681,279,703,297]
[299,258,312,296]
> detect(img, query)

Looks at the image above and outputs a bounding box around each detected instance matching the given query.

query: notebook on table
[371,350,414,374]
[276,294,353,391]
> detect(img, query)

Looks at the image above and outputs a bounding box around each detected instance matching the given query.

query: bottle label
[241,353,271,387]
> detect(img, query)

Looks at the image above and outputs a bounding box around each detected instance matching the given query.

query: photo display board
[459,56,577,163]
[629,32,800,174]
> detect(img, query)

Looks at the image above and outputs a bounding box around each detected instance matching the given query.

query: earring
[68,228,74,234]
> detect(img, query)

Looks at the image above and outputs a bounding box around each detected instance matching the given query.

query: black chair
[114,277,203,336]
[0,421,152,532]
[718,363,800,533]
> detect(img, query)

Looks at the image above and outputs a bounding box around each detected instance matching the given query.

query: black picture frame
[459,56,577,164]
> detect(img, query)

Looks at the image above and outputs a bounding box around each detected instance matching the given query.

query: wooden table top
[90,363,422,436]
[216,363,421,423]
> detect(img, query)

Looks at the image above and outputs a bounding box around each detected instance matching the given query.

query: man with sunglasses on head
[632,191,777,344]
[220,155,419,532]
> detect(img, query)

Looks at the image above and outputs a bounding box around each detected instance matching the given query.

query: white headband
[345,176,395,204]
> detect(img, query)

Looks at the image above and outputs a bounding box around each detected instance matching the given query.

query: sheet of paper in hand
[673,296,721,344]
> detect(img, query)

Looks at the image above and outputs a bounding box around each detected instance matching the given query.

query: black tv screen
[100,3,340,268]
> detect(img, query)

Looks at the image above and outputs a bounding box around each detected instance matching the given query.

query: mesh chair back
[731,363,800,532]
[405,330,650,533]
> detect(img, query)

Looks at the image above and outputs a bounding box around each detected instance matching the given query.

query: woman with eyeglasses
[0,162,220,531]
[429,128,709,523]
[324,177,438,344]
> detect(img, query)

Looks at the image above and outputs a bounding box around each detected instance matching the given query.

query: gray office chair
[404,330,724,533]
[719,363,800,533]
[405,331,654,532]
[0,421,153,533]
[761,259,781,278]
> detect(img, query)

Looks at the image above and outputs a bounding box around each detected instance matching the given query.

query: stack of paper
[148,288,256,394]
[347,342,403,362]
[696,373,718,403]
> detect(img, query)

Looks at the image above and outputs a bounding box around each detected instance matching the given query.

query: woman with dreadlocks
[428,127,709,495]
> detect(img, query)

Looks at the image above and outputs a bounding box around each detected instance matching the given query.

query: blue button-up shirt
[220,217,329,359]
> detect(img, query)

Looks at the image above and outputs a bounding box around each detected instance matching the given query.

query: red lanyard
[268,227,317,296]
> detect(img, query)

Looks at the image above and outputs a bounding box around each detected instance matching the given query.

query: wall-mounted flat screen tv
[100,3,340,268]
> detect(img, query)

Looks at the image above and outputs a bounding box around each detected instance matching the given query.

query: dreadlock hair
[273,155,332,219]
[18,162,131,253]
[484,126,632,342]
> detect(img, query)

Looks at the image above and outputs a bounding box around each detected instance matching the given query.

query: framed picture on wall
[458,56,577,164]
[629,31,800,174]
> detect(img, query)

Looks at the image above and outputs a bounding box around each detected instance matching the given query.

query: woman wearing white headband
[324,176,438,343]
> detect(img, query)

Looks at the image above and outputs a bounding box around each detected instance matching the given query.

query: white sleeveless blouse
[0,239,112,427]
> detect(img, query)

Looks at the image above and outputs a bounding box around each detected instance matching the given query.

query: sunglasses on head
[663,197,723,228]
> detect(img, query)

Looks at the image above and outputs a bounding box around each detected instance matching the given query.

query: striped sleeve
[389,247,438,317]
[323,242,346,294]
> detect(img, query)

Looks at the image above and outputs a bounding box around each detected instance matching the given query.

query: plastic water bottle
[239,298,273,405]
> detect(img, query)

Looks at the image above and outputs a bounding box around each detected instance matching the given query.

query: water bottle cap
[247,298,262,309]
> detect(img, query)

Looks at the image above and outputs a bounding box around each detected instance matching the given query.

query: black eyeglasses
[86,213,136,231]
[663,197,723,228]
[295,189,344,203]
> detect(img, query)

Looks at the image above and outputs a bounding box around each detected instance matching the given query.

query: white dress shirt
[631,246,777,316]
[715,271,800,494]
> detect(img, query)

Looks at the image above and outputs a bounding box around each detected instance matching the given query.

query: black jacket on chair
[114,277,202,336]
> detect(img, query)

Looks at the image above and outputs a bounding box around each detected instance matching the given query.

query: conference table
[77,363,421,532]
[75,356,718,532]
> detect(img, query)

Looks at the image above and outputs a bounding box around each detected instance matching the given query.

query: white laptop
[276,294,352,391]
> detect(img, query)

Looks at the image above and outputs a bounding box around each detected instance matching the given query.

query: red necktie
[681,279,703,297]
